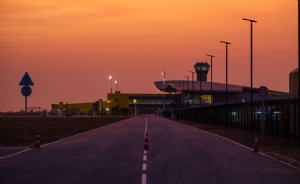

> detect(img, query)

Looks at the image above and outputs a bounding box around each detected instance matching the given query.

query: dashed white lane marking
[145,116,148,135]
[142,163,147,171]
[142,174,147,184]
[141,116,148,184]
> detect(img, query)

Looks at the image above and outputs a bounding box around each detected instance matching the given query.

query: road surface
[1,115,300,184]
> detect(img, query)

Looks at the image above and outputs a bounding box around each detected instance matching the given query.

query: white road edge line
[1,149,31,159]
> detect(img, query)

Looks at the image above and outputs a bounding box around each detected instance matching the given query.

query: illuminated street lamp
[206,54,215,125]
[162,71,166,112]
[243,18,257,134]
[115,80,118,92]
[109,76,113,94]
[220,41,231,129]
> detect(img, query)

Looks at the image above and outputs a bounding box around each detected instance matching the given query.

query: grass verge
[0,116,130,147]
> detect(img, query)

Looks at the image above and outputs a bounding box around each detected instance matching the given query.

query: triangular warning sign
[19,72,34,86]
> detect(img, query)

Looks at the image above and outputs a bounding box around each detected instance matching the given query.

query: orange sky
[0,0,298,111]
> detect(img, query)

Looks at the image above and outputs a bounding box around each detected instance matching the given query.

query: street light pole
[115,80,118,92]
[220,41,231,129]
[207,54,215,125]
[297,0,300,146]
[243,18,257,134]
[109,76,113,94]
[162,71,166,112]
[182,80,185,108]
[184,76,189,107]
[189,71,195,106]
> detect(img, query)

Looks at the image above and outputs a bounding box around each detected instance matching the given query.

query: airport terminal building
[52,62,290,116]
[154,62,289,108]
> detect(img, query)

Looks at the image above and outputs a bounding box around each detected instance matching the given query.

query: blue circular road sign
[21,85,32,97]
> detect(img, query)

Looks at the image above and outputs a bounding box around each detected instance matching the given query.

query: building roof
[153,80,289,97]
[154,80,243,93]
[290,68,298,74]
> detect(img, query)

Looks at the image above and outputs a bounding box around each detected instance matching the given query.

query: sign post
[19,72,34,142]
[258,86,268,143]
[133,99,137,116]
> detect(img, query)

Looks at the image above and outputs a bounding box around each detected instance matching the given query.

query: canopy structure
[154,80,244,94]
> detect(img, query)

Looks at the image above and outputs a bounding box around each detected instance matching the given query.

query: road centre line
[142,163,147,171]
[141,174,147,184]
[145,116,148,135]
[141,116,148,184]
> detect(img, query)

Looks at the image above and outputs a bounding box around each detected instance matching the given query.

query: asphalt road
[1,115,300,184]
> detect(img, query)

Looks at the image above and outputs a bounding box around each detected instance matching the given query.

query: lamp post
[115,80,118,92]
[99,99,103,116]
[220,41,231,129]
[133,99,137,116]
[184,76,189,106]
[207,54,215,125]
[162,71,166,112]
[189,71,195,105]
[109,76,113,94]
[199,67,203,122]
[176,83,181,94]
[182,80,185,108]
[243,18,257,134]
[298,0,300,146]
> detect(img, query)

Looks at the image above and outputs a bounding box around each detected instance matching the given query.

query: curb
[268,152,300,168]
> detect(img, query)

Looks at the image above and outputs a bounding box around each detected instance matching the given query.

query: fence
[175,98,299,140]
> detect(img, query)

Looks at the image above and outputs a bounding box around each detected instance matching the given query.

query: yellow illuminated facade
[52,93,177,116]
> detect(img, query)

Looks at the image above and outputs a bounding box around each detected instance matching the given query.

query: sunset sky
[0,0,298,112]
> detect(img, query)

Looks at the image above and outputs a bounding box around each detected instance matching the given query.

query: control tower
[194,62,210,81]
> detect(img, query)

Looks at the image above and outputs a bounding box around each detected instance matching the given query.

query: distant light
[242,99,245,103]
[106,108,109,111]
